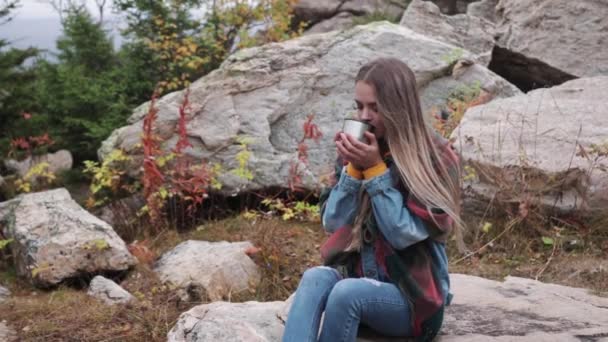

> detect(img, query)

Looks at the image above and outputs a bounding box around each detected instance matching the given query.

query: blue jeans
[282,266,412,342]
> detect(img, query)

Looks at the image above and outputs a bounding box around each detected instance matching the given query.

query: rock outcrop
[154,240,261,302]
[0,188,136,287]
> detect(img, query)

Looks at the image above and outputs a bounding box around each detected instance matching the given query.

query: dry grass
[0,215,327,341]
[0,212,606,341]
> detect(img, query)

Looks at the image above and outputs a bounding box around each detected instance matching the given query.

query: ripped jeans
[282,266,412,342]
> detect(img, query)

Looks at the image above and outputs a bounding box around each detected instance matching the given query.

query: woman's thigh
[324,278,411,337]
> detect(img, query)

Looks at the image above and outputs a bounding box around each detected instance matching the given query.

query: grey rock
[4,149,73,178]
[169,274,608,341]
[0,188,136,287]
[429,0,479,15]
[305,12,355,35]
[87,275,135,305]
[0,321,17,342]
[0,285,10,302]
[467,0,498,23]
[439,274,608,340]
[154,240,260,302]
[295,0,406,34]
[167,301,285,342]
[400,0,497,65]
[451,76,608,214]
[95,194,146,228]
[494,0,608,78]
[100,22,518,195]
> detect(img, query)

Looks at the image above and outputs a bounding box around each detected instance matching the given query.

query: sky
[1,0,123,54]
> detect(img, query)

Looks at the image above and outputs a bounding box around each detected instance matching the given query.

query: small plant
[138,88,223,229]
[141,91,166,223]
[260,198,320,222]
[83,239,110,251]
[0,238,13,250]
[14,162,56,193]
[83,149,134,208]
[288,114,322,192]
[433,81,492,138]
[441,48,464,65]
[231,136,255,181]
[6,112,55,161]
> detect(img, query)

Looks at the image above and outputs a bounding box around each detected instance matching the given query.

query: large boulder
[451,76,608,214]
[400,0,496,65]
[295,0,406,34]
[0,188,136,287]
[154,240,261,302]
[4,149,73,178]
[87,275,135,305]
[100,22,519,195]
[494,0,608,79]
[168,273,608,341]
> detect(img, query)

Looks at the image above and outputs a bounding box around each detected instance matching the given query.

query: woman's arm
[362,164,429,249]
[320,164,363,233]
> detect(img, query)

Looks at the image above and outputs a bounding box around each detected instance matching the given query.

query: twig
[535,240,557,281]
[453,217,522,265]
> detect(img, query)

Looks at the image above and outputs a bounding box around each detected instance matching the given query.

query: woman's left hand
[336,131,383,170]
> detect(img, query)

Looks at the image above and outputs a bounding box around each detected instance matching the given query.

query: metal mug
[342,119,373,142]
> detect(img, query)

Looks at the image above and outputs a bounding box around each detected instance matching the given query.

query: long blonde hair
[347,58,462,251]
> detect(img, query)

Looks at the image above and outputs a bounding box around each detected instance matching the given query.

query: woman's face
[354,81,386,139]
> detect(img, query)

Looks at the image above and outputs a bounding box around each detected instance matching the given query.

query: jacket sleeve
[363,168,429,249]
[320,166,362,233]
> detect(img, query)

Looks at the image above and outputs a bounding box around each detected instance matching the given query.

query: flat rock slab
[451,76,608,214]
[440,274,608,341]
[154,240,261,301]
[0,188,136,287]
[168,274,608,341]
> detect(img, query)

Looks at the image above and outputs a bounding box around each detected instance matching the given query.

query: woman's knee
[325,278,362,309]
[300,266,341,286]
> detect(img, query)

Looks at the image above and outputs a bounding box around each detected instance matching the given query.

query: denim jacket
[321,164,451,305]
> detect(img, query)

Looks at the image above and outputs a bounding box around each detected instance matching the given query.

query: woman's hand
[336,131,383,170]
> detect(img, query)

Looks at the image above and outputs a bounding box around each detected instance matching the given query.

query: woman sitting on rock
[282,57,461,342]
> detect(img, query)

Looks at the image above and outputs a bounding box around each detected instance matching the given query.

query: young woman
[282,58,461,342]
